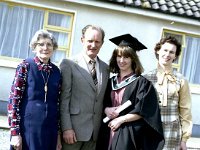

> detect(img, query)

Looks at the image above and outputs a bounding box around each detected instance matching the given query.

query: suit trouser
[62,139,96,150]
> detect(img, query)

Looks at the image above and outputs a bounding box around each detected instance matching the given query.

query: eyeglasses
[36,42,53,48]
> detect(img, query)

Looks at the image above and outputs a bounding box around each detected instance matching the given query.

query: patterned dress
[145,65,192,150]
[8,56,61,150]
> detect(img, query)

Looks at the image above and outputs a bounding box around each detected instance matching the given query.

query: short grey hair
[82,25,105,42]
[30,29,58,50]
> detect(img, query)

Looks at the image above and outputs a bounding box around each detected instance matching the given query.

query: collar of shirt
[82,53,99,73]
[157,63,176,85]
[83,52,98,64]
[157,63,176,106]
[34,56,53,72]
[112,73,138,91]
[117,72,134,83]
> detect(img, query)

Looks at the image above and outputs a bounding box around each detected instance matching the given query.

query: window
[0,2,74,64]
[163,30,200,86]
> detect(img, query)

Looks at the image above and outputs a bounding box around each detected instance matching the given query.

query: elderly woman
[8,30,62,150]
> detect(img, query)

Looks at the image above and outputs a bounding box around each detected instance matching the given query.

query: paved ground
[0,129,9,150]
[1,115,200,150]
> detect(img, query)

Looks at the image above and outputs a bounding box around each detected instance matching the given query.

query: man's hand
[63,129,77,144]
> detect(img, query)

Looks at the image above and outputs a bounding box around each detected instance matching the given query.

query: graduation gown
[96,75,164,150]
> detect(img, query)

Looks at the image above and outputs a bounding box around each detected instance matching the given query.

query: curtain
[180,36,200,84]
[0,3,44,59]
[48,13,70,63]
[0,2,71,63]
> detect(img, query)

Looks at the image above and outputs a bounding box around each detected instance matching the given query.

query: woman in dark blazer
[8,30,62,150]
[96,34,164,150]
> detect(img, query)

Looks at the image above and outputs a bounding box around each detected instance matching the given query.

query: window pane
[48,30,69,47]
[0,3,44,59]
[173,68,178,72]
[51,50,66,63]
[48,12,71,28]
[180,36,200,84]
[164,31,200,84]
[164,33,182,44]
[0,2,74,64]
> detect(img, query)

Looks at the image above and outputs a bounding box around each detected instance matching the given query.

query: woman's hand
[10,135,22,150]
[104,107,119,119]
[180,141,187,150]
[56,133,62,150]
[108,117,124,132]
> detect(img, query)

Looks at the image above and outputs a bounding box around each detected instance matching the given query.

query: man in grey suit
[60,25,109,150]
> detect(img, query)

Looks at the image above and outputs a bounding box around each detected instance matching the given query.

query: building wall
[0,0,200,135]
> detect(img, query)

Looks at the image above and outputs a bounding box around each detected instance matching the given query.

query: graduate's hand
[108,117,124,132]
[56,133,62,150]
[63,129,77,144]
[104,107,119,119]
[180,141,187,150]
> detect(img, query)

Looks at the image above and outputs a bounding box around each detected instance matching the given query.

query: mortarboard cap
[109,34,147,51]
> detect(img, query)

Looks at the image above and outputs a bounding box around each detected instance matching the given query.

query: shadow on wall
[192,124,200,137]
[0,100,7,115]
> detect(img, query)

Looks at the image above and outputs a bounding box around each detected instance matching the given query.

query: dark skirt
[10,102,58,150]
[97,119,164,150]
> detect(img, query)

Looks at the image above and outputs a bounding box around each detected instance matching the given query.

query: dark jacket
[96,76,164,150]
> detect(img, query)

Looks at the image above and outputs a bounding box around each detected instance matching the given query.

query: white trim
[68,11,77,58]
[0,59,19,68]
[162,27,200,36]
[0,115,9,129]
[3,0,76,13]
[190,86,200,94]
[62,0,200,27]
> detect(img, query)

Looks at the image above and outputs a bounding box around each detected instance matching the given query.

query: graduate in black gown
[96,34,164,150]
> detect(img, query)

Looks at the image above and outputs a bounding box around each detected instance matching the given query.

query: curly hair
[109,46,144,76]
[30,29,58,51]
[154,36,181,61]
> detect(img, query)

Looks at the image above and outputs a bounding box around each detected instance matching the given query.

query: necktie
[89,60,98,85]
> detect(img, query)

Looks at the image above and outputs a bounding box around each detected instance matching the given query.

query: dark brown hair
[109,46,144,76]
[154,36,181,61]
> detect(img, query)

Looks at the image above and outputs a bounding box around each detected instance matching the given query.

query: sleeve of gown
[130,77,164,136]
[103,79,113,110]
[179,79,192,142]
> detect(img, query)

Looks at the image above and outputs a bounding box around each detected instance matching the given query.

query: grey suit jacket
[60,54,109,141]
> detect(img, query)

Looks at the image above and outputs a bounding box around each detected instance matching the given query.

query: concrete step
[187,137,200,150]
[0,115,9,129]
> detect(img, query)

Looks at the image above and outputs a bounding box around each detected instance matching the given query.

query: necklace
[41,71,50,102]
